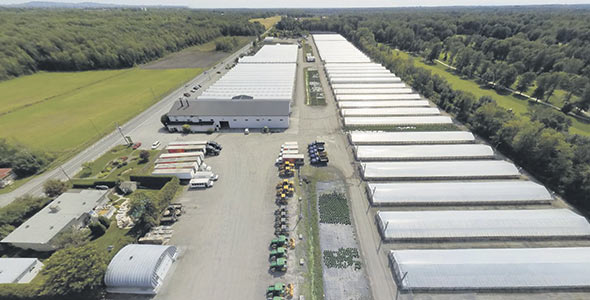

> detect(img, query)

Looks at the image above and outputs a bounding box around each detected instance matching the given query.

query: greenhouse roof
[349,131,475,144]
[355,144,494,161]
[361,160,520,180]
[390,247,590,291]
[377,209,590,240]
[367,180,553,205]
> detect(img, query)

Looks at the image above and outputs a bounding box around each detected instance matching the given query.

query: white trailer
[155,156,203,166]
[280,149,300,155]
[159,152,204,160]
[165,145,206,153]
[167,141,208,146]
[154,162,199,172]
[151,168,195,180]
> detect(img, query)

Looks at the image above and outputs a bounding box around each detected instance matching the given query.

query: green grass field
[0,68,202,156]
[249,15,281,30]
[393,50,590,136]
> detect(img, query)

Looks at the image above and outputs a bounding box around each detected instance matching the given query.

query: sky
[1,0,590,8]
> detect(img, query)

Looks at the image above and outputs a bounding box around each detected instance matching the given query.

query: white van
[189,178,214,189]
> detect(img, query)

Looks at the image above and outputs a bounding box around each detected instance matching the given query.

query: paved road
[0,42,254,208]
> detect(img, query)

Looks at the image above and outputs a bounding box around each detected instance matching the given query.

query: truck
[189,177,214,189]
[280,145,299,151]
[151,168,195,180]
[165,145,206,153]
[280,154,304,166]
[279,149,299,155]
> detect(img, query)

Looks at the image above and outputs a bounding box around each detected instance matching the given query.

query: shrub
[98,216,111,229]
[139,150,150,163]
[182,124,191,134]
[88,222,106,238]
[42,179,69,198]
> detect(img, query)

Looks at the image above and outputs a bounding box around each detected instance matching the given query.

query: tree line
[0,9,265,81]
[287,7,590,113]
[0,139,52,178]
[294,13,590,212]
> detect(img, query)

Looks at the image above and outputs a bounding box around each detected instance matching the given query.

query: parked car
[95,185,109,190]
[151,141,161,149]
[183,92,191,97]
[207,141,222,150]
[244,128,249,135]
[132,142,142,150]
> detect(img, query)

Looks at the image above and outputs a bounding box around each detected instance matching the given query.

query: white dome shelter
[104,244,177,295]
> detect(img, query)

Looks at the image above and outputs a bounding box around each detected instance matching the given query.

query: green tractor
[270,235,288,249]
[269,247,288,260]
[266,283,294,300]
[270,257,288,272]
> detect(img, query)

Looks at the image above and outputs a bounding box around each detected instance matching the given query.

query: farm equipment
[270,235,288,249]
[276,186,294,197]
[276,193,289,204]
[275,224,290,236]
[266,283,294,299]
[276,179,294,190]
[270,258,288,272]
[275,208,288,218]
[269,247,288,260]
[275,217,288,228]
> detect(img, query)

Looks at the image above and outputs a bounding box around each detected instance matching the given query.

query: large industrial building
[1,190,108,251]
[164,44,297,132]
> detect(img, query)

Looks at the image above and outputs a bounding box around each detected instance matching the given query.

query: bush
[182,124,191,134]
[40,244,108,296]
[98,216,111,229]
[42,179,69,198]
[88,222,106,238]
[139,150,150,164]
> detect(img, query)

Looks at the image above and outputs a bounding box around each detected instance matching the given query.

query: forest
[0,9,265,81]
[290,7,590,113]
[288,7,590,211]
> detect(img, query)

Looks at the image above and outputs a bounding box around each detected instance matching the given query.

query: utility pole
[115,123,128,145]
[395,271,409,300]
[60,166,72,183]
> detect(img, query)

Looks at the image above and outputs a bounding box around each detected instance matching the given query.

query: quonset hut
[104,244,178,295]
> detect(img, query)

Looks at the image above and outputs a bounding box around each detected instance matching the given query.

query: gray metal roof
[349,131,475,144]
[0,258,41,283]
[336,94,421,101]
[167,99,290,117]
[378,209,590,240]
[368,180,553,205]
[362,160,521,180]
[355,144,494,161]
[390,247,590,291]
[342,107,440,117]
[344,116,453,126]
[1,190,107,247]
[105,244,177,294]
[338,100,431,108]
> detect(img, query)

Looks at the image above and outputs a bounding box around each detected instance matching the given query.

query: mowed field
[392,49,590,136]
[249,15,281,30]
[0,68,201,155]
[142,36,254,70]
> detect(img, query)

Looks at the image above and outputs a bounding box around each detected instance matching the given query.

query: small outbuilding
[104,244,177,295]
[0,168,16,188]
[0,258,44,284]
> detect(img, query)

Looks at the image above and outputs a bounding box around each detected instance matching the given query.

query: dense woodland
[287,8,590,211]
[286,7,590,112]
[0,9,265,81]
